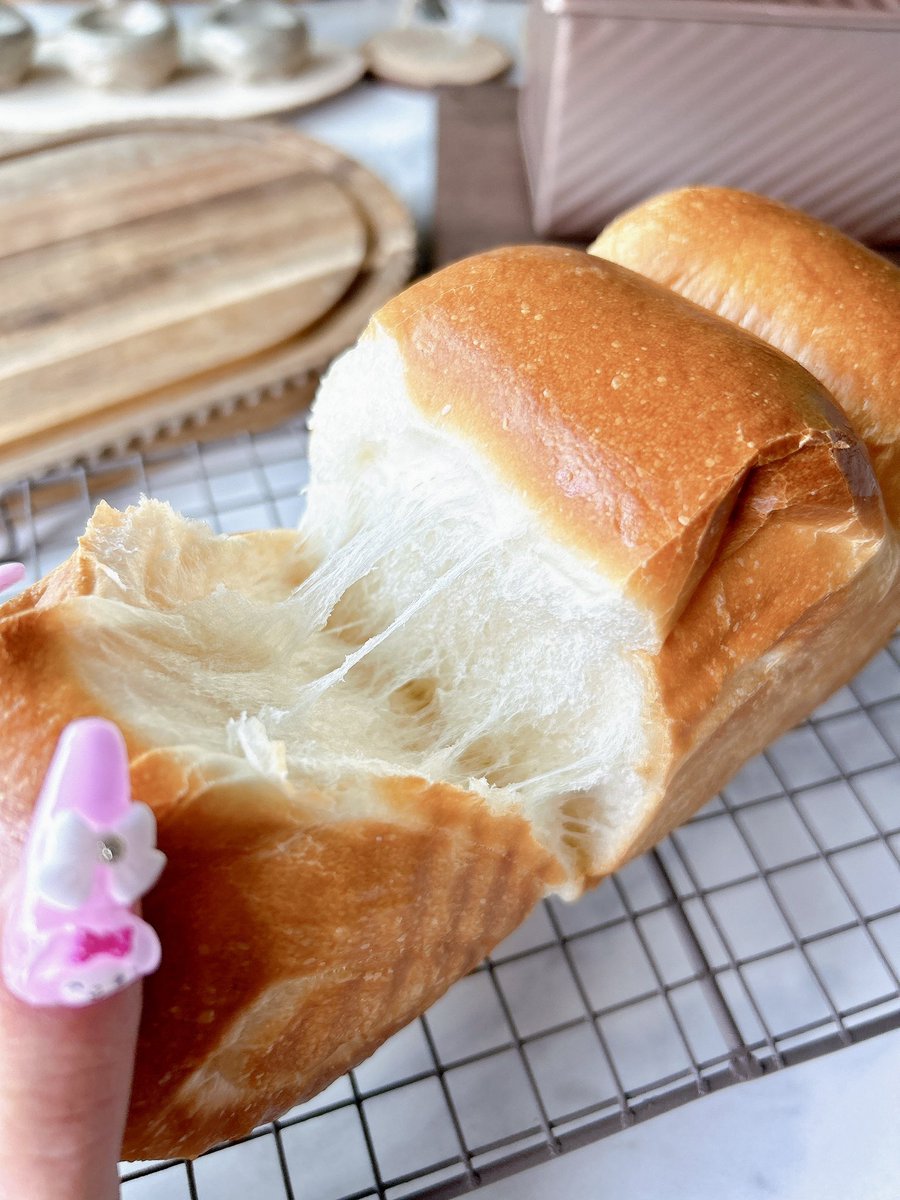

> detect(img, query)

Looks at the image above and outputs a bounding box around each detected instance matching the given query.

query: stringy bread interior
[71,332,655,891]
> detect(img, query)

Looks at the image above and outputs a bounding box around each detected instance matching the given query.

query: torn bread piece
[0,246,896,1158]
[590,186,900,523]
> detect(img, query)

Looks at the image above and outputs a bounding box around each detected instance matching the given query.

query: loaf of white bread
[0,188,897,1159]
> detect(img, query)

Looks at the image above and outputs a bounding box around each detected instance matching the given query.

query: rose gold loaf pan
[519,0,900,243]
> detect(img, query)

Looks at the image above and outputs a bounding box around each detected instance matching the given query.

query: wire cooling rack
[2,422,899,1200]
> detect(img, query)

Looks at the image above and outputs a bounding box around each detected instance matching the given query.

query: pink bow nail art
[1,718,166,1007]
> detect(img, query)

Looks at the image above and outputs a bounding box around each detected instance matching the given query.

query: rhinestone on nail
[97,834,125,864]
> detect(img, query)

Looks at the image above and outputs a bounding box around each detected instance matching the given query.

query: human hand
[0,933,141,1200]
[0,585,165,1200]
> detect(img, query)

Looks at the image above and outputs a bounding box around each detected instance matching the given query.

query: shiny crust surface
[376,246,881,636]
[590,187,900,524]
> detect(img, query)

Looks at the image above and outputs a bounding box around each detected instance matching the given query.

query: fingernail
[1,718,166,1007]
[0,562,25,591]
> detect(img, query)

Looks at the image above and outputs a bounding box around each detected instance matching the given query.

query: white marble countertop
[478,1028,900,1200]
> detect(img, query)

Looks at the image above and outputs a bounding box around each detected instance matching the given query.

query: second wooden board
[0,120,416,482]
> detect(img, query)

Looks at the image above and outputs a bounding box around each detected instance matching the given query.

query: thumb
[0,571,143,1196]
[0,892,142,1200]
[0,715,164,1200]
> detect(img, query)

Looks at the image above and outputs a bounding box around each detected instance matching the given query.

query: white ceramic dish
[61,0,178,91]
[0,40,364,133]
[194,0,311,83]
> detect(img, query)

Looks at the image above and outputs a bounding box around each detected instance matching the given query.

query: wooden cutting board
[0,120,415,482]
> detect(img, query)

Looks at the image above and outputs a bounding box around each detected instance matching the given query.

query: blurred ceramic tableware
[367,0,509,86]
[62,0,178,91]
[196,0,310,83]
[0,2,33,90]
[397,0,483,40]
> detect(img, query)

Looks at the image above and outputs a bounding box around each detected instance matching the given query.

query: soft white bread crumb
[2,241,897,1160]
[71,329,653,894]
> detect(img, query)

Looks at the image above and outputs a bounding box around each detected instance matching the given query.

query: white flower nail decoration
[2,718,165,1008]
[37,802,166,909]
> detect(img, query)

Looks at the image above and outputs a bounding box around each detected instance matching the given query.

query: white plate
[0,42,365,134]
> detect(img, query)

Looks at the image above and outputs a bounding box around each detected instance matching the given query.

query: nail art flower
[36,803,166,909]
[2,718,165,1007]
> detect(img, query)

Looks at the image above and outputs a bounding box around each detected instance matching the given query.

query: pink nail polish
[0,562,25,592]
[1,719,166,1007]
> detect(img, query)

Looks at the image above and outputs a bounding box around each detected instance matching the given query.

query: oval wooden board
[0,121,416,483]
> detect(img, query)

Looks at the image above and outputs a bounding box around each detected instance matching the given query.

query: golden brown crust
[590,187,900,523]
[580,433,900,879]
[0,583,111,881]
[127,765,558,1158]
[377,243,897,886]
[376,246,881,635]
[0,538,562,1161]
[657,438,885,745]
[1,234,898,1160]
[616,533,899,870]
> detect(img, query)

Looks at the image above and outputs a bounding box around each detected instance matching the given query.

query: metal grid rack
[2,423,899,1200]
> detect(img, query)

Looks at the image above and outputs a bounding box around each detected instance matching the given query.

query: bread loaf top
[590,186,900,523]
[376,245,884,640]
